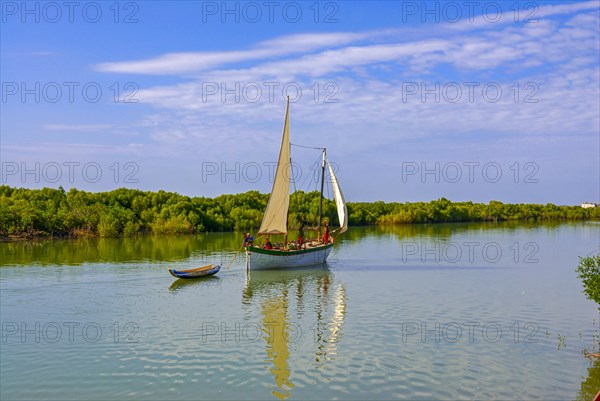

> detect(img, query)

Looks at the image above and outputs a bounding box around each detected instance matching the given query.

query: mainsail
[327,160,348,234]
[258,99,291,235]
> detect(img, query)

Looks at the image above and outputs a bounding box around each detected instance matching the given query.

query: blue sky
[1,0,598,204]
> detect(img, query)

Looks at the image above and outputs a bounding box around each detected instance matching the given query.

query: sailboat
[246,97,347,270]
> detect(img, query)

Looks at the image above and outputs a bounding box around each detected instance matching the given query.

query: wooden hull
[168,264,221,279]
[246,243,333,270]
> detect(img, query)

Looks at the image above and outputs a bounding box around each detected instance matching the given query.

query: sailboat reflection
[261,292,293,400]
[243,267,347,400]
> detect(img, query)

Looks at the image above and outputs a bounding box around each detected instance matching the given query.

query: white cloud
[94,31,374,75]
[91,2,599,162]
[446,0,598,31]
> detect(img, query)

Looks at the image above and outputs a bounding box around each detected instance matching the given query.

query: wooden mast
[318,148,326,238]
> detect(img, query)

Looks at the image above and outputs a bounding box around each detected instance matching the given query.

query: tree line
[1,185,598,238]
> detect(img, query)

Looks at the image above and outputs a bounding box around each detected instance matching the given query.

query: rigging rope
[291,143,325,150]
[225,243,244,270]
[290,157,297,194]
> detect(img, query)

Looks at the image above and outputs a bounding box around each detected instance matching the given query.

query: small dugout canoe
[168,264,221,279]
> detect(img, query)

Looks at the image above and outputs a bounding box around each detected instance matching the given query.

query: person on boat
[323,221,329,244]
[264,238,273,250]
[298,220,305,248]
[243,233,254,248]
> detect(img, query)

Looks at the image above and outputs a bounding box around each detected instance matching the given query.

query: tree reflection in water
[574,357,600,401]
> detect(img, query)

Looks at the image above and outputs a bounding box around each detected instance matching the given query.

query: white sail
[327,160,348,234]
[259,99,291,235]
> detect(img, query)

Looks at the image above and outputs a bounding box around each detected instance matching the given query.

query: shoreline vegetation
[1,185,599,240]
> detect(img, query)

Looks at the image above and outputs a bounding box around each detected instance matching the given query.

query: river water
[1,222,599,400]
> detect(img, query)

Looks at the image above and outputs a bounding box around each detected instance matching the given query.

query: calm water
[1,223,599,400]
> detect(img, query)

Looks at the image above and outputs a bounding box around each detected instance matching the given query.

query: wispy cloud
[2,51,57,57]
[91,1,599,163]
[94,1,598,77]
[43,124,113,131]
[2,142,144,156]
[94,31,374,75]
[446,0,598,31]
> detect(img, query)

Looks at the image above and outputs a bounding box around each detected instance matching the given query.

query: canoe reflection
[168,275,219,292]
[243,267,347,400]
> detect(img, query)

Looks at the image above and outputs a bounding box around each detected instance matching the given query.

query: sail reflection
[243,267,347,400]
[315,281,347,362]
[261,293,293,400]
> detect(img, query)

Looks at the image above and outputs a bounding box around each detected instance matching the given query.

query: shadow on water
[242,266,331,302]
[242,267,347,400]
[168,276,220,292]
